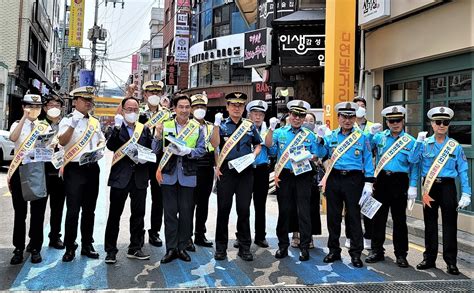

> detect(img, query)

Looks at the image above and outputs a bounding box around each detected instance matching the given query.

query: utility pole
[90,0,99,74]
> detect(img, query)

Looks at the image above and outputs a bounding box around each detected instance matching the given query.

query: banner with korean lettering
[68,0,85,48]
[166,56,178,86]
[323,0,356,129]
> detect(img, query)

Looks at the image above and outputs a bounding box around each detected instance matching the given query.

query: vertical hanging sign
[69,0,85,48]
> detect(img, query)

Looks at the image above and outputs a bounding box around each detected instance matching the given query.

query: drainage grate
[144,279,473,293]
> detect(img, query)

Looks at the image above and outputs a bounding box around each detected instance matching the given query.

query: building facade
[359,0,473,222]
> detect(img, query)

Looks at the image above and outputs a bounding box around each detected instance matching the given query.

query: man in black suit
[104,97,156,264]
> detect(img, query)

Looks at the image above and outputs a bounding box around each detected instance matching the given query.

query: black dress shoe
[237,250,253,261]
[299,248,310,261]
[365,252,385,263]
[49,238,65,250]
[254,239,269,248]
[178,250,191,262]
[30,249,42,264]
[127,249,150,260]
[323,252,341,263]
[351,257,363,268]
[233,240,240,248]
[447,264,460,275]
[275,248,288,259]
[105,252,117,264]
[396,256,409,268]
[62,249,75,262]
[214,251,227,261]
[10,249,24,265]
[81,245,99,259]
[416,259,436,270]
[161,249,177,264]
[185,240,196,252]
[149,231,163,247]
[194,234,213,247]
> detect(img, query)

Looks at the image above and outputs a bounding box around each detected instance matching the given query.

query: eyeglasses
[387,118,403,124]
[291,112,306,119]
[434,120,450,126]
[123,107,139,113]
[339,114,355,120]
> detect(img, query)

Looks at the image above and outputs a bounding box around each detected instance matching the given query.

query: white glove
[417,131,428,142]
[214,113,223,126]
[369,123,383,135]
[70,116,81,128]
[407,186,417,199]
[114,114,124,127]
[359,182,373,206]
[316,125,329,138]
[457,194,471,210]
[269,117,279,131]
[168,144,192,156]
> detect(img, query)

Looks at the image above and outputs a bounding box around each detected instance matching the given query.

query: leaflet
[361,196,382,219]
[228,153,255,173]
[22,148,54,164]
[289,145,312,175]
[166,135,187,147]
[79,145,105,166]
[35,131,57,148]
[51,149,65,169]
[136,144,157,163]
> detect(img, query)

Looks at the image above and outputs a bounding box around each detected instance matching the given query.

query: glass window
[231,63,251,83]
[428,76,447,99]
[388,83,403,102]
[406,103,422,123]
[299,0,325,9]
[212,59,229,85]
[152,48,162,59]
[449,73,471,97]
[450,125,471,145]
[405,80,421,101]
[190,65,198,88]
[449,99,471,122]
[213,5,230,38]
[198,62,211,87]
[213,24,230,37]
[405,125,421,138]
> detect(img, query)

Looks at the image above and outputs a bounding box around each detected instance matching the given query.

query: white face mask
[47,108,61,118]
[356,107,366,118]
[193,108,206,120]
[148,95,160,106]
[124,112,138,123]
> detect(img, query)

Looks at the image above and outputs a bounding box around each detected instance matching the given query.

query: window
[213,5,230,38]
[231,63,251,83]
[198,62,211,87]
[29,32,39,65]
[190,65,198,88]
[152,48,162,59]
[299,0,325,9]
[212,59,230,85]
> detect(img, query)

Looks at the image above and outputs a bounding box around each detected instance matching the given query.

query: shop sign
[175,37,189,63]
[166,56,178,86]
[244,28,271,68]
[358,0,390,25]
[277,31,325,66]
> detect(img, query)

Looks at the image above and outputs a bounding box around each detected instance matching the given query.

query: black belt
[423,177,455,184]
[332,169,362,176]
[380,170,407,176]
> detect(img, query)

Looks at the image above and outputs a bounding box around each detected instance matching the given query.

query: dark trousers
[193,165,214,235]
[149,165,163,233]
[253,164,270,241]
[326,171,364,257]
[423,179,458,265]
[162,183,194,251]
[105,179,147,253]
[276,169,312,249]
[46,173,65,240]
[215,165,253,252]
[372,171,409,257]
[345,213,372,241]
[10,170,48,251]
[63,162,100,250]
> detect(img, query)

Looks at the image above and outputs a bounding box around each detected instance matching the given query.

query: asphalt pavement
[0,152,472,290]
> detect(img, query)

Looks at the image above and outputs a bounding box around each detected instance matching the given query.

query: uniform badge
[355,150,360,156]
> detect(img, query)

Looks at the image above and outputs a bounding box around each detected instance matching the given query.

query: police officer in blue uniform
[247,100,271,248]
[409,106,471,275]
[316,102,375,268]
[210,92,262,261]
[265,100,319,261]
[365,106,418,268]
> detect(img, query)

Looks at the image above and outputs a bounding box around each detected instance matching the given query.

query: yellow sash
[63,117,100,167]
[321,130,362,190]
[374,134,411,177]
[145,109,170,128]
[111,122,145,166]
[422,139,458,208]
[158,119,200,171]
[216,119,253,168]
[274,128,311,185]
[7,121,50,181]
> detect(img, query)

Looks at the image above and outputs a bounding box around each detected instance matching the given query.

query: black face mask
[302,122,315,131]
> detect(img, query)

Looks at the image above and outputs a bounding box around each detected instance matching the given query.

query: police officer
[316,102,375,268]
[247,100,271,248]
[409,106,471,275]
[104,97,155,264]
[265,100,319,261]
[58,86,105,262]
[365,106,418,267]
[41,93,66,249]
[138,80,169,247]
[210,92,262,261]
[155,94,206,263]
[189,93,214,249]
[8,94,51,264]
